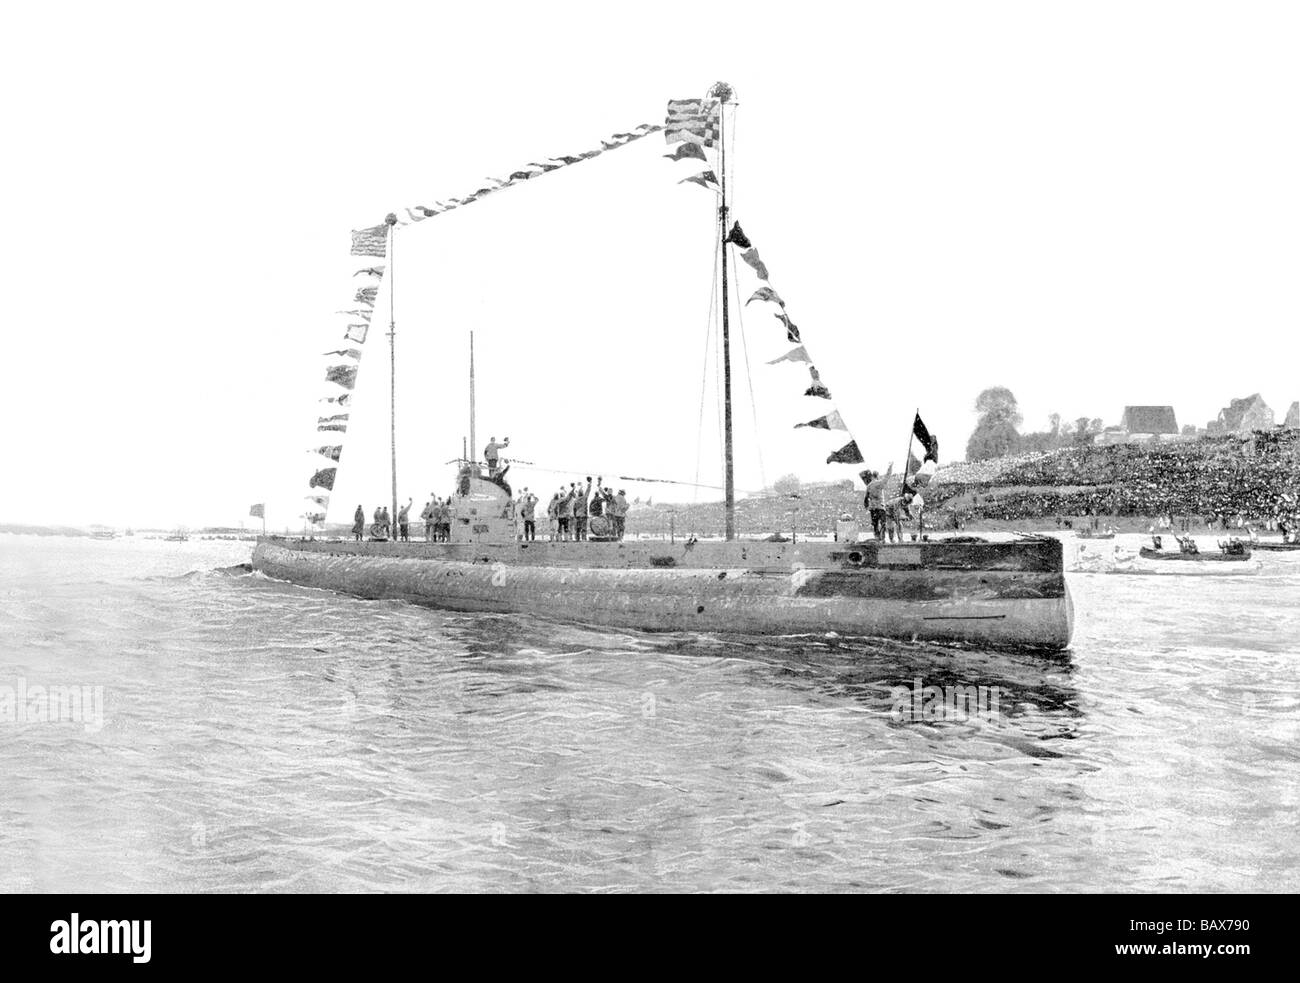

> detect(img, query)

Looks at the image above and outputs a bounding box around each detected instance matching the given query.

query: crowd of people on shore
[929,431,1300,528]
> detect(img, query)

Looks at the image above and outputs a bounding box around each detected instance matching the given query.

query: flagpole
[387,214,398,537]
[901,407,918,497]
[713,82,735,542]
[469,331,477,472]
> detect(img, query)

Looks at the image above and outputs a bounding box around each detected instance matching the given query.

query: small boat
[1138,546,1251,562]
[89,529,116,540]
[164,530,189,542]
[1076,528,1115,540]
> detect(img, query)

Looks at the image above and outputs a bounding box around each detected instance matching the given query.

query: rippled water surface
[1,533,1297,892]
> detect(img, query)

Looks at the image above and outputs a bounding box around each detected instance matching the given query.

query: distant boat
[1138,546,1251,562]
[164,529,188,542]
[89,530,116,540]
[1076,528,1116,540]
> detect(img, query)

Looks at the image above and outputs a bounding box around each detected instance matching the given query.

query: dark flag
[775,310,800,343]
[316,445,343,461]
[317,423,347,433]
[551,155,583,165]
[925,434,939,463]
[353,266,385,278]
[325,364,358,390]
[724,222,751,249]
[663,143,706,162]
[528,161,562,171]
[249,504,265,518]
[309,468,337,491]
[509,170,537,180]
[804,366,831,399]
[913,412,933,449]
[826,440,864,465]
[350,224,387,258]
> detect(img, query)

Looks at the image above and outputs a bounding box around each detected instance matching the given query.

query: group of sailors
[352,503,413,542]
[860,448,938,543]
[543,477,630,542]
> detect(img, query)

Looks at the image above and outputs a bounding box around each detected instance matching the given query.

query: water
[1,533,1296,893]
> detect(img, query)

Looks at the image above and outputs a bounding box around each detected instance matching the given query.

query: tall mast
[469,331,477,473]
[713,82,735,541]
[386,213,398,530]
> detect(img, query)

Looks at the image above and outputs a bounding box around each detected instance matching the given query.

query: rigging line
[726,99,739,220]
[730,238,766,493]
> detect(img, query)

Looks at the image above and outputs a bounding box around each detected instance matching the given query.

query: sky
[2,1,1298,529]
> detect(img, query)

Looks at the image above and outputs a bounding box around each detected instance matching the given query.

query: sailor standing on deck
[612,489,629,540]
[861,470,886,541]
[398,498,411,542]
[557,486,573,541]
[421,497,435,541]
[573,477,591,541]
[521,488,538,542]
[353,505,365,542]
[547,492,560,541]
[484,436,509,478]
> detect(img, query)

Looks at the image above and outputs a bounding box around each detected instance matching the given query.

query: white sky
[3,1,1298,529]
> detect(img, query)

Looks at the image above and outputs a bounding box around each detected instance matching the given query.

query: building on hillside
[1207,393,1274,434]
[1094,405,1180,445]
[1285,401,1299,429]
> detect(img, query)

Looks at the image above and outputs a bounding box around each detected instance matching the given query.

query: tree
[966,386,1023,461]
[773,473,802,496]
[1048,413,1062,437]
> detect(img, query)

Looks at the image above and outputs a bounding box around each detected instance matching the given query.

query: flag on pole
[309,468,337,490]
[795,411,847,431]
[747,286,784,307]
[679,170,718,189]
[724,222,751,249]
[663,143,707,162]
[913,412,933,450]
[804,366,831,399]
[775,311,800,343]
[766,345,810,365]
[350,224,388,258]
[249,504,264,518]
[826,440,864,465]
